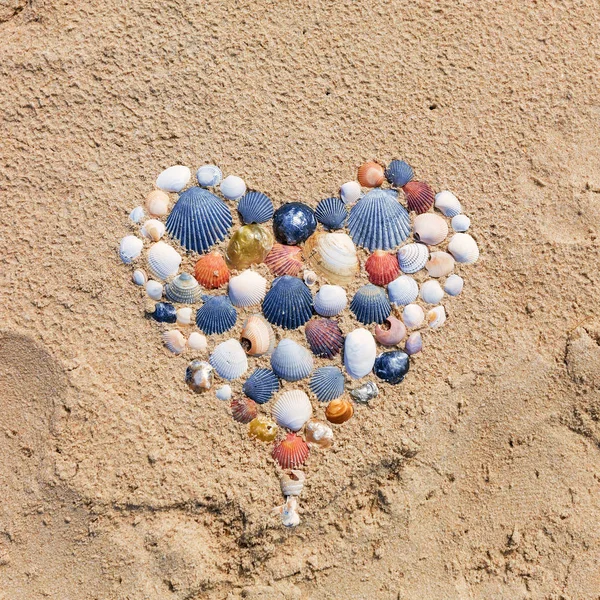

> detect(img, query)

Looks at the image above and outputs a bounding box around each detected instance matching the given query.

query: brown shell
[231,396,258,424]
[304,318,344,359]
[194,252,230,289]
[402,181,435,214]
[325,398,354,424]
[374,316,407,346]
[248,416,278,442]
[357,162,385,188]
[272,433,309,469]
[364,250,400,286]
[265,243,303,277]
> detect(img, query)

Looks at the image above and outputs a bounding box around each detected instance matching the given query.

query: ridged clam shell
[231,396,258,424]
[451,214,471,232]
[210,339,248,380]
[147,241,182,280]
[426,252,455,278]
[373,350,410,384]
[220,175,246,200]
[187,331,207,351]
[271,339,314,382]
[280,470,306,496]
[196,164,222,187]
[272,390,313,431]
[265,244,303,277]
[420,280,444,304]
[402,304,425,328]
[228,270,267,307]
[325,398,354,424]
[444,274,464,296]
[375,316,407,346]
[119,235,143,264]
[403,181,435,214]
[194,252,230,289]
[413,213,449,246]
[313,284,347,317]
[129,206,145,223]
[385,160,413,187]
[348,188,411,251]
[315,197,347,230]
[262,275,313,330]
[304,319,344,358]
[309,367,345,402]
[405,331,423,355]
[387,275,419,306]
[176,307,193,325]
[132,269,147,286]
[427,305,447,329]
[145,190,169,217]
[305,420,334,448]
[357,162,385,187]
[237,191,274,224]
[434,190,462,217]
[448,233,479,264]
[397,243,429,274]
[344,328,376,379]
[141,219,165,242]
[195,296,237,335]
[242,368,280,404]
[156,165,191,192]
[165,272,203,304]
[166,187,232,254]
[185,360,213,392]
[304,232,359,285]
[162,330,186,354]
[350,284,391,325]
[365,251,400,286]
[146,280,163,300]
[272,433,309,469]
[240,314,275,356]
[340,181,362,205]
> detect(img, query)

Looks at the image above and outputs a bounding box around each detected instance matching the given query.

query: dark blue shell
[309,366,345,402]
[237,191,274,225]
[350,284,391,325]
[348,188,411,251]
[166,187,232,254]
[373,350,410,384]
[272,202,317,245]
[385,160,414,187]
[315,197,347,230]
[262,275,313,329]
[195,295,237,335]
[151,302,177,323]
[243,368,280,404]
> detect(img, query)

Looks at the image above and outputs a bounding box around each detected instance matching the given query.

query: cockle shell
[272,390,313,431]
[309,367,345,402]
[403,181,435,214]
[274,496,300,527]
[365,250,400,286]
[240,314,275,356]
[340,181,362,205]
[147,241,182,280]
[304,318,344,358]
[265,244,303,277]
[132,269,148,286]
[209,339,248,380]
[373,350,410,384]
[225,224,273,270]
[444,274,464,296]
[273,203,317,245]
[262,275,313,330]
[402,304,425,328]
[215,385,232,401]
[375,316,407,346]
[228,270,267,307]
[243,368,280,404]
[129,206,145,223]
[385,160,413,187]
[313,284,347,317]
[357,161,385,187]
[165,272,203,304]
[448,233,479,264]
[195,295,237,335]
[315,197,347,230]
[427,305,447,329]
[271,339,314,382]
[434,190,462,217]
[194,252,230,289]
[272,433,309,469]
[231,396,258,424]
[405,331,423,355]
[185,360,213,392]
[141,219,166,242]
[304,232,359,286]
[305,420,334,448]
[426,251,455,278]
[237,191,274,224]
[119,235,143,264]
[325,398,354,424]
[248,416,278,442]
[196,164,222,187]
[162,330,186,354]
[187,332,207,351]
[387,275,419,306]
[145,190,169,217]
[303,270,318,287]
[350,284,391,325]
[280,470,306,496]
[413,213,449,246]
[397,243,429,274]
[176,307,193,325]
[451,214,471,232]
[344,328,376,379]
[156,165,191,192]
[145,280,163,300]
[420,280,444,304]
[220,175,246,200]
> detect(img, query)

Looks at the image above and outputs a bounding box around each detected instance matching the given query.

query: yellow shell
[325,398,354,424]
[225,224,273,270]
[248,416,278,442]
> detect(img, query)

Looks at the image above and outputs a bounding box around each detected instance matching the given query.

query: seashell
[305,319,344,358]
[304,232,359,285]
[185,360,213,392]
[350,381,379,404]
[427,305,447,329]
[273,202,317,245]
[357,161,385,188]
[248,416,278,442]
[303,270,318,287]
[166,187,233,254]
[413,213,449,246]
[187,331,207,351]
[228,270,267,308]
[162,330,186,354]
[305,420,333,449]
[272,390,313,431]
[240,314,275,356]
[365,250,400,286]
[444,274,464,296]
[210,339,248,380]
[150,302,176,323]
[196,164,222,187]
[309,367,345,402]
[262,275,313,330]
[451,214,471,232]
[387,275,419,306]
[119,235,143,264]
[275,496,300,527]
[147,241,182,281]
[350,284,391,325]
[225,223,273,270]
[315,197,347,230]
[348,188,411,251]
[313,284,347,317]
[280,470,306,496]
[176,307,193,325]
[325,397,354,424]
[375,316,407,346]
[272,433,309,469]
[220,175,246,200]
[426,251,455,278]
[129,206,145,223]
[265,244,303,277]
[165,272,203,304]
[271,339,314,382]
[402,304,424,328]
[215,385,232,401]
[141,219,165,242]
[448,233,479,264]
[195,296,237,335]
[145,280,164,300]
[403,181,435,214]
[132,269,148,286]
[434,190,462,217]
[405,331,423,355]
[194,252,230,289]
[156,165,191,192]
[344,328,376,379]
[397,243,429,274]
[237,191,274,224]
[373,350,410,384]
[145,190,169,217]
[340,181,362,205]
[243,368,280,404]
[231,396,258,424]
[420,280,444,304]
[385,159,413,187]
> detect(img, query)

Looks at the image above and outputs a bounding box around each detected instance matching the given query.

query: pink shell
[365,250,400,286]
[375,316,407,346]
[402,181,435,214]
[231,397,258,424]
[305,318,344,359]
[265,244,303,277]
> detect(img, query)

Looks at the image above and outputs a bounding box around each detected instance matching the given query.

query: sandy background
[1,1,600,598]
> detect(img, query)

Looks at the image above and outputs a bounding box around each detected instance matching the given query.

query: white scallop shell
[303,270,318,287]
[147,241,182,280]
[156,165,191,192]
[427,305,447,329]
[420,280,444,304]
[162,330,186,354]
[397,243,429,274]
[227,270,267,307]
[402,304,425,328]
[444,274,464,296]
[209,339,248,380]
[448,233,479,264]
[220,175,246,200]
[272,390,313,431]
[314,284,347,317]
[340,181,362,205]
[280,470,305,496]
[215,384,232,401]
[141,219,166,242]
[129,206,145,223]
[451,214,471,232]
[425,251,455,278]
[413,213,449,246]
[119,235,143,264]
[344,328,376,379]
[434,190,462,217]
[196,164,222,187]
[387,275,418,306]
[145,280,163,300]
[187,332,207,351]
[132,269,147,286]
[176,307,193,325]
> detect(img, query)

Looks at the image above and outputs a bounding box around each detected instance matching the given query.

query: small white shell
[344,328,376,379]
[448,233,479,264]
[280,470,306,496]
[220,175,246,200]
[303,270,318,287]
[405,331,423,355]
[451,214,471,232]
[119,235,143,264]
[434,190,462,217]
[397,243,429,274]
[420,280,444,304]
[129,206,145,223]
[387,275,419,306]
[141,219,166,242]
[209,339,248,380]
[145,190,169,217]
[402,304,425,328]
[340,181,362,205]
[162,330,186,354]
[272,390,313,431]
[147,241,182,281]
[413,213,449,246]
[132,269,147,286]
[427,305,447,329]
[176,307,193,325]
[187,332,207,351]
[196,164,222,187]
[314,284,347,317]
[145,280,164,300]
[425,251,455,278]
[228,270,267,307]
[215,385,232,401]
[156,165,191,192]
[444,274,464,296]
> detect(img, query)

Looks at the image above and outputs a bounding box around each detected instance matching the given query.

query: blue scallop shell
[166,187,232,254]
[237,191,274,225]
[385,160,414,187]
[270,339,314,381]
[195,295,237,335]
[315,197,347,230]
[347,188,411,251]
[262,275,313,330]
[309,366,345,402]
[242,368,280,404]
[350,284,391,325]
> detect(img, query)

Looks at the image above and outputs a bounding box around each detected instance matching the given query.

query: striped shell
[231,396,258,424]
[315,197,348,230]
[357,161,385,188]
[413,213,449,246]
[325,398,354,424]
[272,390,313,431]
[397,243,428,274]
[240,314,275,356]
[228,270,267,307]
[156,165,191,192]
[375,316,407,346]
[364,251,400,286]
[304,232,359,285]
[147,241,182,280]
[209,339,248,380]
[425,252,455,278]
[119,235,143,264]
[420,280,444,304]
[162,330,186,354]
[262,275,313,330]
[313,284,347,317]
[448,233,479,264]
[344,328,376,379]
[195,296,237,335]
[385,160,413,187]
[194,252,230,289]
[265,244,303,277]
[237,191,274,224]
[272,433,309,469]
[271,339,314,382]
[304,318,344,358]
[387,275,419,306]
[434,190,462,217]
[350,284,391,325]
[242,368,280,404]
[403,181,435,214]
[309,367,345,402]
[165,273,203,304]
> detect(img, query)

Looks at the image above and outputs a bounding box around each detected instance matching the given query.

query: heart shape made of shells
[119,160,478,527]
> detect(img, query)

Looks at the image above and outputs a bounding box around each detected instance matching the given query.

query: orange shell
[231,397,258,424]
[272,433,309,469]
[325,398,354,424]
[357,162,385,188]
[364,250,400,286]
[402,181,435,214]
[194,252,230,289]
[264,243,303,277]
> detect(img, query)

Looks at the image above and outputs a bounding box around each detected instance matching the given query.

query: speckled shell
[264,244,303,277]
[196,164,222,187]
[237,191,274,224]
[262,275,313,330]
[357,161,385,188]
[444,274,464,296]
[385,160,413,187]
[448,233,479,264]
[304,232,359,285]
[156,165,191,192]
[210,339,248,380]
[273,203,317,245]
[340,181,362,205]
[427,305,447,329]
[162,330,186,354]
[145,190,169,217]
[397,243,429,274]
[240,314,275,356]
[350,284,391,325]
[403,181,435,214]
[344,328,376,379]
[195,295,237,335]
[119,235,143,264]
[402,304,425,328]
[220,175,246,200]
[225,224,273,270]
[248,416,278,441]
[304,318,344,358]
[365,251,400,286]
[271,339,314,382]
[420,280,444,304]
[313,284,348,317]
[426,252,455,278]
[413,213,449,246]
[387,275,419,306]
[405,331,423,355]
[228,270,268,307]
[150,302,177,323]
[272,390,313,431]
[434,190,462,217]
[231,396,258,424]
[141,219,166,241]
[242,368,280,404]
[165,272,203,304]
[272,433,309,469]
[185,360,213,392]
[305,420,334,448]
[315,197,348,230]
[194,252,230,289]
[147,241,182,280]
[375,316,407,346]
[373,350,410,384]
[325,398,354,424]
[451,214,471,232]
[309,367,345,402]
